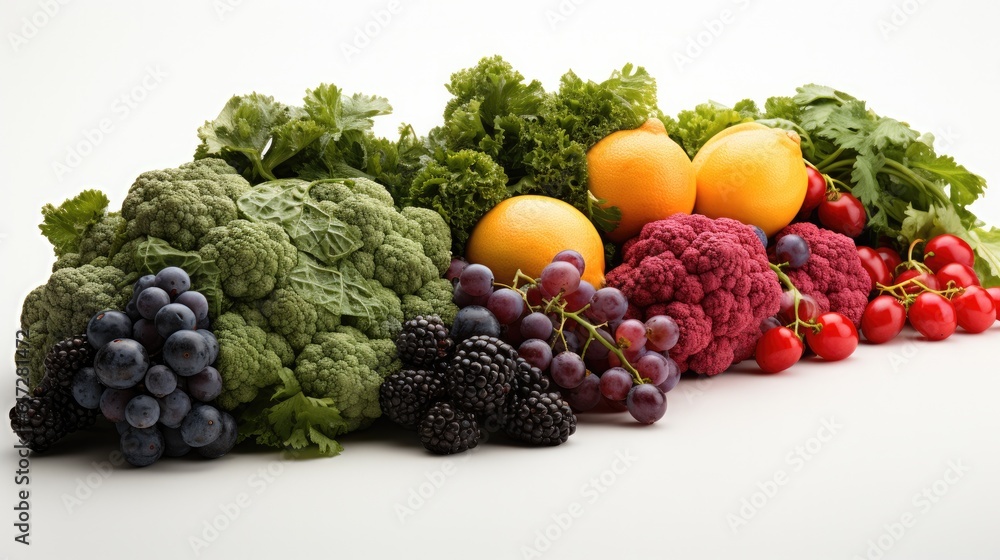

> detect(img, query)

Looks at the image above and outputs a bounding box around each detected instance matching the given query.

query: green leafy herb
[39,190,110,256]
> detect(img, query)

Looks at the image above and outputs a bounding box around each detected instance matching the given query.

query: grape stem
[768,262,820,337]
[498,271,646,384]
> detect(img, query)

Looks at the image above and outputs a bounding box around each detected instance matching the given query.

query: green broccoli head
[401,278,459,326]
[122,159,251,250]
[326,192,409,254]
[400,206,452,275]
[260,288,318,352]
[199,219,297,300]
[294,329,397,432]
[214,312,289,410]
[373,234,438,296]
[408,149,509,253]
[51,252,82,272]
[19,286,49,387]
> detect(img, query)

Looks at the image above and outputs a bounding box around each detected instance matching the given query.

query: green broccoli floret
[401,206,452,275]
[294,329,398,432]
[310,177,395,207]
[408,149,509,253]
[401,278,459,326]
[199,219,297,300]
[373,234,438,296]
[259,288,318,351]
[343,283,404,340]
[19,286,48,387]
[327,192,409,254]
[214,312,289,410]
[78,212,126,263]
[51,252,82,272]
[121,159,251,250]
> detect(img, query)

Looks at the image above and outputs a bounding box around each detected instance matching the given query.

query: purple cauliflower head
[606,214,782,375]
[770,222,869,328]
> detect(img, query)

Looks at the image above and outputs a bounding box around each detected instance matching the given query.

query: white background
[2,1,999,559]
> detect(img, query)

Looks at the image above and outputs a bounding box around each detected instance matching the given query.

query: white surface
[1,1,999,559]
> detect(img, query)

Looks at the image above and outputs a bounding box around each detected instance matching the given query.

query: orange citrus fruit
[465,195,606,287]
[587,118,697,243]
[692,122,808,237]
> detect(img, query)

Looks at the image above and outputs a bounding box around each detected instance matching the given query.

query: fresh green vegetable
[667,85,999,286]
[22,157,457,456]
[409,55,661,242]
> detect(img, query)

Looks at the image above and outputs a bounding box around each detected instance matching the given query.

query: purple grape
[86,310,133,350]
[751,226,768,246]
[180,404,223,447]
[154,303,196,339]
[125,395,160,428]
[100,388,136,423]
[636,353,671,385]
[645,315,680,352]
[588,287,628,323]
[120,426,164,467]
[174,291,209,322]
[459,263,494,297]
[584,328,614,360]
[656,357,681,393]
[552,250,585,275]
[445,258,468,286]
[550,351,586,389]
[487,288,525,325]
[564,373,601,412]
[615,319,647,350]
[132,274,156,298]
[520,312,553,340]
[626,384,667,424]
[188,366,223,402]
[197,330,219,364]
[599,367,633,401]
[563,280,595,312]
[775,234,810,268]
[551,330,581,355]
[157,389,192,428]
[453,284,490,308]
[197,411,238,459]
[137,287,171,321]
[93,338,149,389]
[144,364,177,398]
[71,367,102,409]
[540,261,581,296]
[132,318,164,355]
[154,266,191,298]
[163,330,210,376]
[518,338,553,371]
[450,305,501,343]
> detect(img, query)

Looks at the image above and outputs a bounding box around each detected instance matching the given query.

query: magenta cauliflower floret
[606,214,782,375]
[770,222,869,327]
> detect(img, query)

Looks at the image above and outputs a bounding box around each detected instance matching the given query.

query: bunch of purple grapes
[448,251,681,424]
[71,267,236,467]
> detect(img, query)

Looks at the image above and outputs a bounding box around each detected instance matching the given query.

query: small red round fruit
[987,287,1000,321]
[895,269,941,294]
[801,167,827,213]
[923,234,974,273]
[876,246,903,275]
[805,312,859,361]
[778,291,820,324]
[861,295,907,344]
[857,247,891,291]
[755,326,804,373]
[818,192,866,238]
[935,262,980,288]
[908,292,957,341]
[952,286,996,333]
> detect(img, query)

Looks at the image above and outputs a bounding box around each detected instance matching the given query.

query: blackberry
[10,334,98,452]
[396,315,454,367]
[379,367,447,430]
[418,402,479,455]
[447,336,517,418]
[504,390,577,447]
